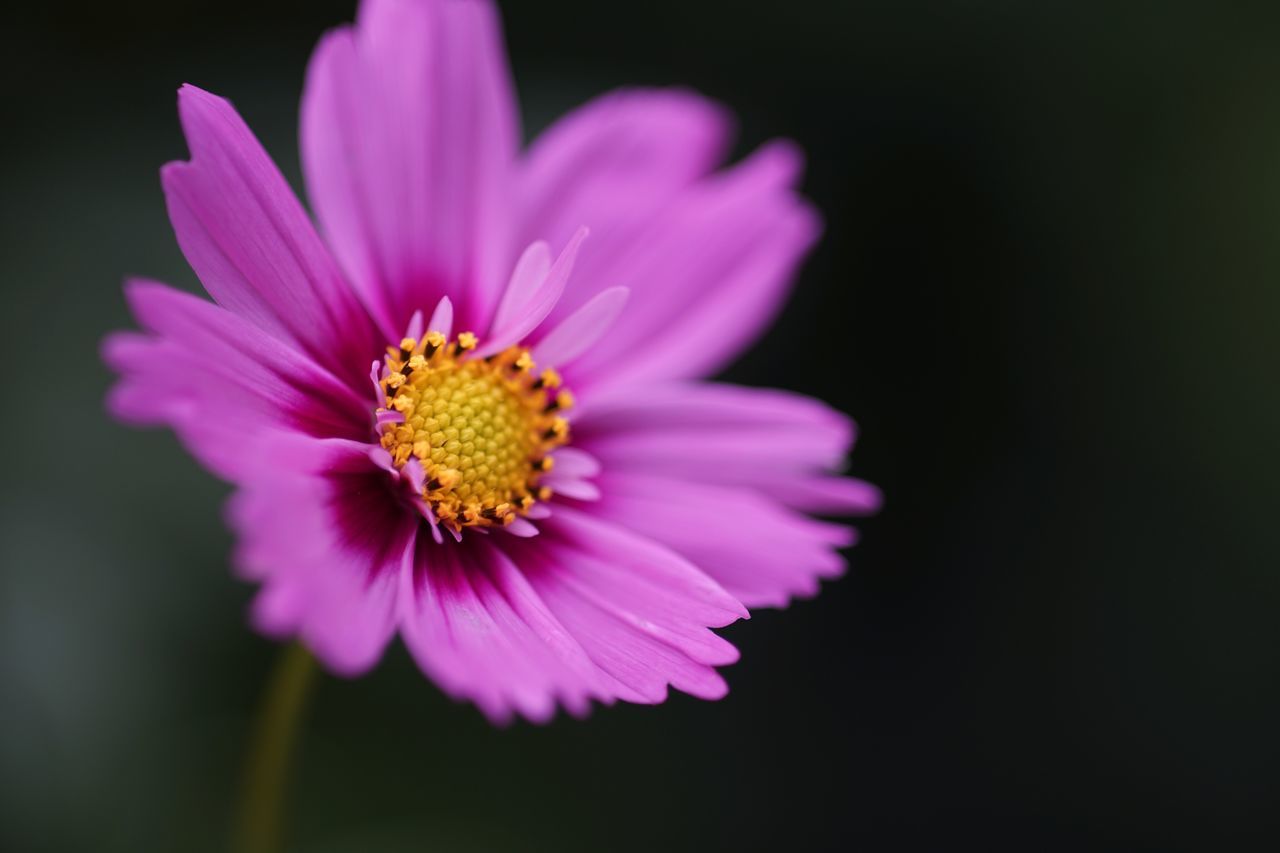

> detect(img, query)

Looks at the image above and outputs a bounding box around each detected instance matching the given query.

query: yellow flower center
[377,330,572,534]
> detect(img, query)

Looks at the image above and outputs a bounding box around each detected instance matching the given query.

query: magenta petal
[515,85,816,389]
[509,508,743,702]
[515,87,732,283]
[398,538,609,724]
[398,506,743,722]
[301,0,519,334]
[769,476,885,516]
[103,280,373,481]
[576,382,863,509]
[230,434,415,676]
[161,85,382,391]
[593,473,854,609]
[563,141,820,388]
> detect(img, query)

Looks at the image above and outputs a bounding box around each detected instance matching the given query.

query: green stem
[233,642,318,853]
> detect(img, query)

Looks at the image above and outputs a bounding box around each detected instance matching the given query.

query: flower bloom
[104,0,880,723]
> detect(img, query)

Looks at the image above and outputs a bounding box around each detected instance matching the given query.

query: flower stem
[233,641,318,853]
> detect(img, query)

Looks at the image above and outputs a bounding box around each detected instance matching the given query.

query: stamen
[423,332,446,358]
[375,328,572,534]
[532,368,561,390]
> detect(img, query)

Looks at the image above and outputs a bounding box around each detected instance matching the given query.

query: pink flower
[103,0,881,723]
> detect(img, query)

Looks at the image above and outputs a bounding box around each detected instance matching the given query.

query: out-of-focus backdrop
[3,1,1279,850]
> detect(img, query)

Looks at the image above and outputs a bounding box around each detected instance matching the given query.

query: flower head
[103,0,881,723]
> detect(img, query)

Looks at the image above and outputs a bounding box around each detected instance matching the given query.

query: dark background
[3,1,1279,850]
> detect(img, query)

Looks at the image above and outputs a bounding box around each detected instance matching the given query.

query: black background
[3,1,1279,850]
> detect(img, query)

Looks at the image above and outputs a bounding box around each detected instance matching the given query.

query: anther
[454,332,477,355]
[432,469,462,491]
[510,351,533,374]
[532,368,561,390]
[423,332,446,358]
[544,390,573,413]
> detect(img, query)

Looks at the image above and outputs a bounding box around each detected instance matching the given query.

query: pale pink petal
[489,241,551,333]
[479,227,588,356]
[301,0,519,334]
[504,518,540,538]
[547,447,601,479]
[404,309,424,342]
[531,286,629,368]
[161,85,383,390]
[426,296,454,339]
[543,477,601,501]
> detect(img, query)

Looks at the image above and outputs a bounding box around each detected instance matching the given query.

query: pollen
[376,330,571,534]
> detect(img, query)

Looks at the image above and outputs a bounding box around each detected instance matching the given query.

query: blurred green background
[3,0,1279,850]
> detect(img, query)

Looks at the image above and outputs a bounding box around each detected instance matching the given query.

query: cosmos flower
[103,0,881,723]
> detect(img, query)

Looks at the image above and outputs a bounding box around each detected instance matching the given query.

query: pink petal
[768,476,885,516]
[161,85,383,391]
[397,507,744,723]
[547,447,602,479]
[489,241,551,334]
[301,0,519,334]
[230,434,416,676]
[479,227,588,356]
[513,509,743,700]
[576,381,856,490]
[563,141,820,388]
[398,539,608,723]
[515,87,817,387]
[427,296,454,339]
[515,87,732,281]
[543,477,601,502]
[103,280,372,481]
[592,473,854,609]
[531,286,629,368]
[504,517,540,538]
[404,309,425,342]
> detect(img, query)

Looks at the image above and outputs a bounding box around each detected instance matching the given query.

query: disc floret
[377,330,571,533]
